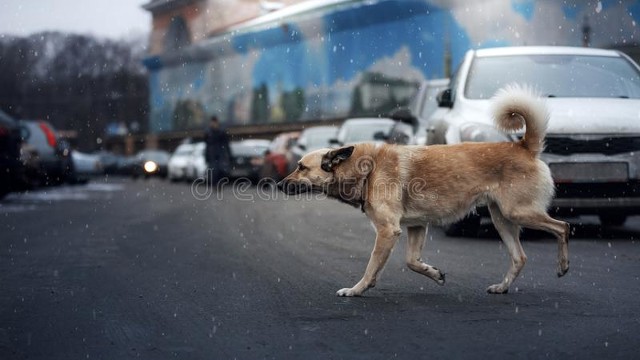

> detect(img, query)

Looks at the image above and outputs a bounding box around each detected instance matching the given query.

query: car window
[465,54,640,99]
[339,122,394,144]
[300,129,336,150]
[420,84,448,119]
[269,137,284,152]
[174,146,192,155]
[231,143,268,156]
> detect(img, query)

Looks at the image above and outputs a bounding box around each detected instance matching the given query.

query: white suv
[426,46,640,235]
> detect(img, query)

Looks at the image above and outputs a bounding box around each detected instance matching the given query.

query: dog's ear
[321,146,354,172]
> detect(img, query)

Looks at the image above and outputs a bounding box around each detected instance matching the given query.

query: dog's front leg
[337,222,401,297]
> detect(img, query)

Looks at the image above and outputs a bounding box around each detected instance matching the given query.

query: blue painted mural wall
[145,0,640,133]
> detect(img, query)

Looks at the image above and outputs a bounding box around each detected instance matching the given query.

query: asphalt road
[1,178,639,359]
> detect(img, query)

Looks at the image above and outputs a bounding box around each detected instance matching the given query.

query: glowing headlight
[144,161,158,173]
[459,123,510,143]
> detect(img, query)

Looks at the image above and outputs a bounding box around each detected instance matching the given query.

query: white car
[71,151,102,176]
[167,143,195,181]
[185,142,207,181]
[426,46,640,233]
[332,118,395,146]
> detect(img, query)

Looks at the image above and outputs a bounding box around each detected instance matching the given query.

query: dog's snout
[276,180,285,191]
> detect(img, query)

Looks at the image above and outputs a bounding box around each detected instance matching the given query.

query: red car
[260,131,300,181]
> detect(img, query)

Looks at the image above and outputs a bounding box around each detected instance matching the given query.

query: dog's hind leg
[505,208,570,278]
[405,225,445,285]
[486,202,527,294]
[337,211,402,297]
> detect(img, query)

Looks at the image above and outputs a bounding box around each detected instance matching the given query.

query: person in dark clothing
[204,115,231,184]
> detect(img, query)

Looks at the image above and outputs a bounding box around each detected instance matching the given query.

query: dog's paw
[336,287,361,297]
[431,269,445,286]
[556,259,569,277]
[557,262,569,277]
[486,284,509,294]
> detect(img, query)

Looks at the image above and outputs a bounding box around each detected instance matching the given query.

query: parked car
[72,151,102,177]
[115,155,137,176]
[331,118,395,147]
[379,79,451,146]
[185,142,208,181]
[427,46,640,234]
[409,78,450,145]
[229,139,271,182]
[168,143,195,181]
[261,132,300,181]
[95,151,123,175]
[287,126,338,172]
[19,119,74,186]
[130,149,170,179]
[0,110,29,199]
[386,108,419,145]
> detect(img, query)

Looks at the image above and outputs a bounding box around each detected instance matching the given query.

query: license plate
[549,162,628,183]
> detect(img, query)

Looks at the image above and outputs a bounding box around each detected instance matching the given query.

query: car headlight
[144,160,158,173]
[459,123,510,143]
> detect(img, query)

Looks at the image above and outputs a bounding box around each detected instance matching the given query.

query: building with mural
[142,0,640,136]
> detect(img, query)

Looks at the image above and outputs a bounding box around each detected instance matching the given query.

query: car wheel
[599,214,627,227]
[443,214,481,237]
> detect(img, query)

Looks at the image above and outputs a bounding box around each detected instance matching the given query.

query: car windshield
[174,146,192,155]
[300,129,336,150]
[231,143,268,156]
[339,121,393,144]
[465,54,640,99]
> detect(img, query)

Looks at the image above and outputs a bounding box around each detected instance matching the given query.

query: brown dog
[278,85,569,296]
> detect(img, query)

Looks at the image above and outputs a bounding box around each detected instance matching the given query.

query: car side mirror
[373,131,388,141]
[297,143,306,151]
[437,89,453,108]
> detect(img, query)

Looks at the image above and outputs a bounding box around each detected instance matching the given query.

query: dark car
[130,150,170,179]
[287,126,338,173]
[229,139,270,183]
[19,120,74,185]
[0,110,28,198]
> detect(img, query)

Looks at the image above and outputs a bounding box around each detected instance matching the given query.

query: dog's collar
[330,160,371,213]
[332,184,366,212]
[359,175,369,213]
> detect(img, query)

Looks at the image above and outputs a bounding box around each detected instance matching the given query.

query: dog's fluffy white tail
[491,84,549,156]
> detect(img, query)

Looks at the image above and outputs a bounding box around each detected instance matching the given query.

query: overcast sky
[0,0,151,39]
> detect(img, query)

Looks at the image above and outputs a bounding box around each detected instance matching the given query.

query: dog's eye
[297,164,307,171]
